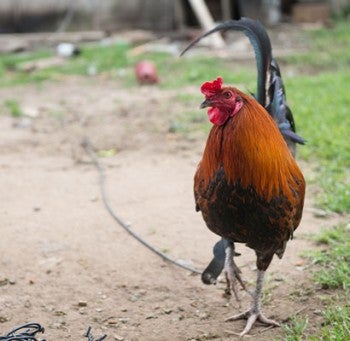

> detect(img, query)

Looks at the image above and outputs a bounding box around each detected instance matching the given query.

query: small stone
[33,205,41,212]
[198,311,210,320]
[274,276,285,282]
[294,260,305,267]
[24,300,32,308]
[78,301,88,307]
[0,278,9,286]
[311,208,328,218]
[51,321,66,329]
[79,308,86,315]
[96,308,103,312]
[118,318,129,324]
[114,335,124,341]
[129,294,140,302]
[54,310,66,316]
[107,319,118,325]
[163,308,172,315]
[56,43,80,58]
[145,314,157,320]
[23,106,39,118]
[0,316,8,323]
[16,117,32,129]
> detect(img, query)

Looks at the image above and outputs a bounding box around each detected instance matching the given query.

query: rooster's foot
[226,309,280,336]
[224,244,247,301]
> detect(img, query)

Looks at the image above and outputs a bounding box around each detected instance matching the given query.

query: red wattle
[207,107,230,126]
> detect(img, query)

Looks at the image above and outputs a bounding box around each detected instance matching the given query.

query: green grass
[0,43,131,87]
[283,21,350,70]
[3,99,23,117]
[286,71,350,212]
[281,307,350,341]
[279,224,350,340]
[310,305,350,341]
[304,224,350,340]
[279,315,309,341]
[282,21,350,211]
[0,39,256,89]
[306,224,350,290]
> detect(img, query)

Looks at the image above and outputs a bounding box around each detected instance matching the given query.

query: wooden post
[221,0,232,21]
[188,0,226,49]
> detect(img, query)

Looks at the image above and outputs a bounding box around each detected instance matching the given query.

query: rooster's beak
[200,99,212,109]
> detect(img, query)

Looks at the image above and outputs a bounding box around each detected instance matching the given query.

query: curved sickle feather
[181,17,271,106]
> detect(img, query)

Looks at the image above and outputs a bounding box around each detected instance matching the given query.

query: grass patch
[280,307,350,341]
[310,305,350,340]
[278,20,350,212]
[279,315,309,341]
[0,43,131,87]
[4,99,23,117]
[283,20,350,70]
[306,224,350,290]
[279,224,350,340]
[0,43,256,89]
[286,71,350,212]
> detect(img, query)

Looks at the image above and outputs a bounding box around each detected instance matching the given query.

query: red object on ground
[135,60,159,85]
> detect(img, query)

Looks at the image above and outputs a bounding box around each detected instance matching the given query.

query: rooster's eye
[223,91,232,99]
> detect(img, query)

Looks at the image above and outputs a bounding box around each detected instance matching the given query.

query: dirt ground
[0,76,345,340]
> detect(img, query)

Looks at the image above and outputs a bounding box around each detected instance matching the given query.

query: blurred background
[0,0,348,33]
[0,1,349,340]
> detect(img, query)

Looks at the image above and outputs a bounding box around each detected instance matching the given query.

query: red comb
[201,77,223,96]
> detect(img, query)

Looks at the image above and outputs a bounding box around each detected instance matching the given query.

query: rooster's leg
[226,269,280,336]
[224,242,246,301]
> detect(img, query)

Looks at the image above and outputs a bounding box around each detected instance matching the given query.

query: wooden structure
[0,0,342,34]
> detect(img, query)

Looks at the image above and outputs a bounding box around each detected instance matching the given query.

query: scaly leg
[226,270,280,336]
[224,242,246,301]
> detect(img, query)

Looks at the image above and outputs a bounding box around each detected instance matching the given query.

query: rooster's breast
[194,167,296,253]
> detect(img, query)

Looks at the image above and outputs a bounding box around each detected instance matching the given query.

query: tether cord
[82,138,201,275]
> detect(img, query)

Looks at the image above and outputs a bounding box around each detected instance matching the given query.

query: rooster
[181,18,305,336]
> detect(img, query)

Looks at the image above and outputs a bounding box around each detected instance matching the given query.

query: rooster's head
[200,77,243,126]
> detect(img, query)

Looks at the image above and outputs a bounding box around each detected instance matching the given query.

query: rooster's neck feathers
[199,92,304,202]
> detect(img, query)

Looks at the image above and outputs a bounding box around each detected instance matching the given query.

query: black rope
[0,323,45,341]
[82,138,201,275]
[84,327,107,341]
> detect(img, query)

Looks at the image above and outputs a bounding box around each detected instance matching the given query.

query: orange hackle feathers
[197,88,305,205]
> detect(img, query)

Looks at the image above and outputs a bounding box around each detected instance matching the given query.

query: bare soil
[0,76,345,340]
